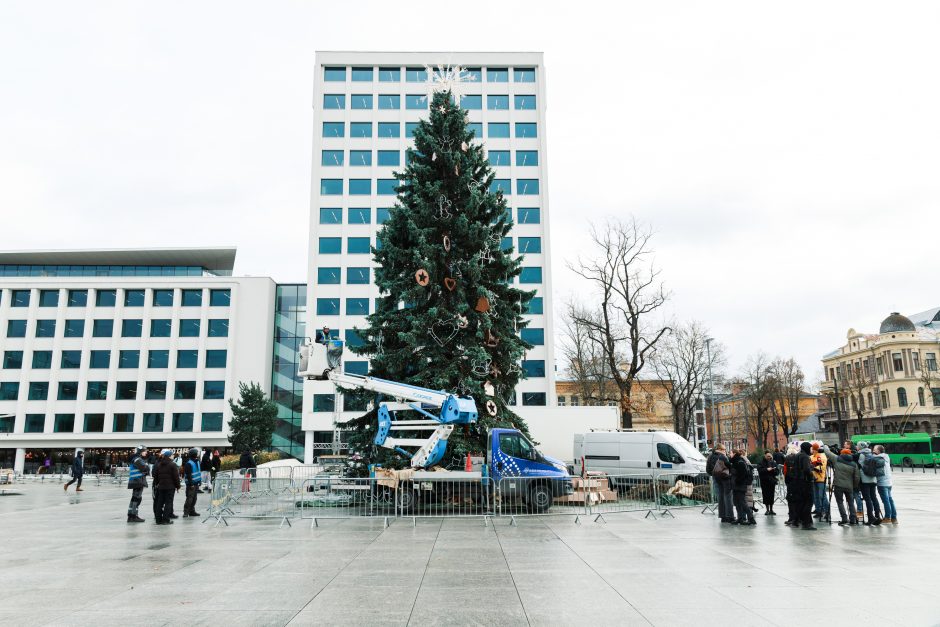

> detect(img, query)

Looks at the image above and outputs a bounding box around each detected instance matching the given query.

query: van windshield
[671,438,705,462]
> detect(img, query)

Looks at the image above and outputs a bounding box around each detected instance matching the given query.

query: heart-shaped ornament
[429,317,459,347]
[444,277,457,291]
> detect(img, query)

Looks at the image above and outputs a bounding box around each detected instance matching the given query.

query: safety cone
[465,453,473,472]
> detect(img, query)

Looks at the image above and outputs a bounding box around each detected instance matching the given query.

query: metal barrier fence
[298,476,396,527]
[204,471,297,527]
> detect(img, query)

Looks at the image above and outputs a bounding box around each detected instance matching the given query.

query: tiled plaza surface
[1,472,938,626]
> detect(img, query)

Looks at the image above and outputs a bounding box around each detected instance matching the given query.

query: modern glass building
[269,285,306,460]
[303,52,557,462]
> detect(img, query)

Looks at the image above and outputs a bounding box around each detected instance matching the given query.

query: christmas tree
[346,81,535,469]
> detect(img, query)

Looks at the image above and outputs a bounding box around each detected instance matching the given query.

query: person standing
[873,444,897,524]
[794,442,816,530]
[809,443,829,521]
[63,451,84,492]
[153,450,180,525]
[200,449,213,493]
[757,451,779,515]
[824,446,860,525]
[857,441,882,525]
[211,450,222,485]
[729,449,756,525]
[126,446,149,523]
[772,448,786,466]
[182,448,202,517]
[783,444,800,525]
[707,444,734,523]
[239,449,256,493]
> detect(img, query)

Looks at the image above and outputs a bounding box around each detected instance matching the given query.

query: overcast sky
[2,1,938,384]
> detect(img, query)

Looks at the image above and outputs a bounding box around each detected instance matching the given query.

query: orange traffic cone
[465,453,473,472]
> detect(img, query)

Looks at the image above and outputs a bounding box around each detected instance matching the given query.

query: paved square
[1,472,938,626]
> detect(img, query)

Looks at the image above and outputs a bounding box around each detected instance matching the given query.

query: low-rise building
[555,378,675,431]
[714,383,822,452]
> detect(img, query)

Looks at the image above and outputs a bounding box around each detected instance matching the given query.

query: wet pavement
[1,472,938,626]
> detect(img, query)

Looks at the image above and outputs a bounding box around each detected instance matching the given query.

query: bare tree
[768,357,806,446]
[567,218,670,428]
[559,303,618,405]
[740,353,775,451]
[651,321,724,440]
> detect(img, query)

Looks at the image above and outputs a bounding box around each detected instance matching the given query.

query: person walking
[824,446,860,525]
[794,442,816,530]
[810,443,829,521]
[239,449,256,493]
[757,451,779,515]
[152,450,180,525]
[126,446,149,523]
[63,451,85,492]
[729,449,756,525]
[200,449,213,493]
[182,448,202,517]
[873,444,897,524]
[707,444,734,523]
[857,441,883,525]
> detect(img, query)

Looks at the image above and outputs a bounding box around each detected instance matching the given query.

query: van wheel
[527,484,553,513]
[902,457,913,468]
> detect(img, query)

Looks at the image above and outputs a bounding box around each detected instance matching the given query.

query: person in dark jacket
[824,446,860,525]
[706,444,734,523]
[239,450,256,493]
[153,450,181,525]
[757,451,779,515]
[126,446,149,523]
[200,450,213,493]
[729,449,756,525]
[793,442,816,530]
[182,448,202,517]
[772,448,786,466]
[211,450,222,482]
[63,451,84,492]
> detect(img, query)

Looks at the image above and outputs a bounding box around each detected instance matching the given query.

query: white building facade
[303,52,558,461]
[0,248,276,473]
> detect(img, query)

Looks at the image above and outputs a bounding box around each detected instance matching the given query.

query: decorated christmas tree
[346,71,534,469]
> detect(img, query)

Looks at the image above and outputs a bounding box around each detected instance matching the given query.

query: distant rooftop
[0,247,237,277]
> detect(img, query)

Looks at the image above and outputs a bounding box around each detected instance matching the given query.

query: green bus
[851,433,940,467]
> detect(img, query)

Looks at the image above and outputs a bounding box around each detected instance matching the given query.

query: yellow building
[555,378,675,431]
[713,386,821,451]
[820,309,940,436]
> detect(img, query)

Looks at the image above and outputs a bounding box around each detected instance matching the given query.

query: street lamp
[705,338,717,448]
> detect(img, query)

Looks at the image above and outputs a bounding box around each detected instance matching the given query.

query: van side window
[500,432,534,459]
[657,443,684,464]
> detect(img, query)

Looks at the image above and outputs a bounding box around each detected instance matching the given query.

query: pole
[833,375,845,444]
[705,338,717,447]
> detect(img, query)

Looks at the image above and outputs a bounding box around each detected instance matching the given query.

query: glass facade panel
[39,289,59,307]
[319,208,342,224]
[148,350,169,368]
[32,350,52,369]
[177,349,198,368]
[351,94,373,109]
[210,289,231,306]
[119,350,139,368]
[351,67,373,81]
[270,284,306,458]
[320,179,343,195]
[86,381,108,400]
[348,208,371,224]
[317,267,341,284]
[461,95,482,110]
[11,290,30,307]
[376,208,391,223]
[488,123,510,138]
[142,413,164,432]
[113,414,134,432]
[520,328,545,345]
[487,94,509,110]
[54,414,75,433]
[516,151,538,166]
[174,381,196,400]
[323,94,345,109]
[515,94,536,110]
[208,319,229,337]
[28,381,47,400]
[316,298,340,315]
[322,122,345,137]
[406,94,427,110]
[346,267,370,284]
[349,179,371,195]
[68,289,87,306]
[518,237,541,254]
[519,267,543,283]
[92,319,113,337]
[89,350,110,369]
[522,360,546,377]
[488,150,510,166]
[487,67,509,82]
[145,381,167,400]
[347,237,371,254]
[205,350,227,368]
[406,122,420,137]
[323,66,346,81]
[58,382,78,400]
[514,68,536,82]
[379,67,400,82]
[322,150,344,166]
[467,122,483,138]
[172,412,194,432]
[201,412,223,431]
[6,320,26,337]
[121,319,142,337]
[376,179,397,195]
[3,351,23,369]
[116,381,138,400]
[378,122,400,137]
[95,290,116,307]
[181,289,202,306]
[490,179,511,194]
[60,350,81,369]
[350,122,372,137]
[377,150,400,166]
[347,150,370,166]
[313,394,334,412]
[64,319,84,337]
[124,289,145,306]
[515,123,537,138]
[152,289,174,307]
[0,382,20,400]
[517,179,539,195]
[346,298,369,315]
[179,319,200,337]
[378,94,400,109]
[204,380,225,399]
[522,392,547,406]
[405,67,427,82]
[345,360,368,375]
[25,414,45,433]
[150,319,171,337]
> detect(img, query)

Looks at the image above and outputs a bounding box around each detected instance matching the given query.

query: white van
[573,430,708,486]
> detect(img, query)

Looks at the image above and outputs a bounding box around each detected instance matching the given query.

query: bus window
[932,437,940,453]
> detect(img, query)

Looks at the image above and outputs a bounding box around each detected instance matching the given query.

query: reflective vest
[128,456,145,481]
[186,460,202,485]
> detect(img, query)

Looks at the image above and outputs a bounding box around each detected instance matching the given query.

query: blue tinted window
[24,414,44,433]
[150,319,171,337]
[348,208,371,224]
[210,289,230,306]
[490,179,511,194]
[324,66,346,81]
[92,319,113,337]
[518,237,541,254]
[405,67,427,82]
[89,350,110,368]
[351,94,373,109]
[487,67,509,82]
[519,267,543,284]
[142,412,163,430]
[487,94,509,110]
[201,413,223,431]
[177,349,198,368]
[320,179,343,195]
[406,122,420,137]
[11,290,30,307]
[378,94,400,109]
[27,382,47,400]
[349,179,371,195]
[120,289,142,307]
[322,122,345,137]
[322,150,344,166]
[6,320,26,337]
[319,208,342,224]
[461,95,482,110]
[379,67,400,82]
[57,384,78,401]
[181,289,201,306]
[347,267,370,284]
[378,122,400,137]
[377,208,391,223]
[60,350,81,369]
[516,151,538,166]
[377,179,397,195]
[119,350,139,368]
[316,298,340,315]
[208,319,229,337]
[172,411,194,430]
[3,351,23,369]
[313,394,335,412]
[179,319,200,337]
[0,382,19,400]
[522,392,546,406]
[465,67,482,82]
[467,122,483,138]
[53,412,75,430]
[488,123,510,138]
[516,123,537,138]
[346,298,369,315]
[522,360,546,378]
[152,289,174,307]
[174,382,196,400]
[96,290,116,306]
[148,350,169,368]
[39,289,59,307]
[113,414,135,432]
[347,238,371,254]
[323,94,345,109]
[203,381,225,399]
[515,94,536,110]
[205,350,227,368]
[345,360,368,375]
[350,122,372,137]
[121,319,142,337]
[349,150,372,166]
[68,290,87,307]
[351,67,373,81]
[377,150,400,166]
[518,207,540,224]
[32,350,53,369]
[344,329,364,348]
[501,237,513,251]
[317,267,340,284]
[517,179,539,195]
[488,150,510,166]
[521,328,544,345]
[406,94,427,110]
[514,68,536,82]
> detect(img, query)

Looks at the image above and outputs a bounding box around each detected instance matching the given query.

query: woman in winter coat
[729,449,756,525]
[757,451,779,515]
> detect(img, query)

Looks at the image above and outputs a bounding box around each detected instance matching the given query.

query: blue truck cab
[488,428,572,512]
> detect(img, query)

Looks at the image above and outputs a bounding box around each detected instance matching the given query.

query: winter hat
[134,445,147,454]
[811,442,820,450]
[841,448,852,455]
[800,442,812,454]
[857,441,869,449]
[161,449,173,457]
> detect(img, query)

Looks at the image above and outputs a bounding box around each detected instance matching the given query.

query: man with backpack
[182,448,202,517]
[873,444,897,524]
[857,441,883,525]
[706,444,734,523]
